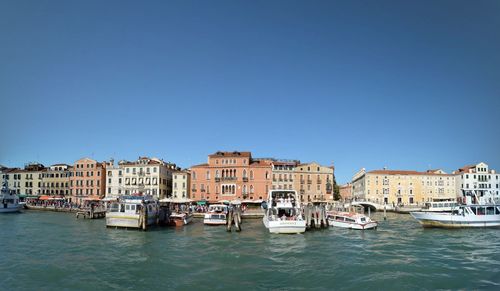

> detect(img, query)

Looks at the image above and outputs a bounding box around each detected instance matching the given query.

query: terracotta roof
[368,169,454,176]
[209,151,251,158]
[190,163,209,168]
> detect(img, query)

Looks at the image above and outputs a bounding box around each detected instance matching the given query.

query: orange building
[190,151,272,202]
[70,158,107,204]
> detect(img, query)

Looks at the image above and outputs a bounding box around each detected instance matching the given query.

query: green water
[1,211,499,290]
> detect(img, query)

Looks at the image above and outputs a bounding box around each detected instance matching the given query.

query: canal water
[1,211,500,290]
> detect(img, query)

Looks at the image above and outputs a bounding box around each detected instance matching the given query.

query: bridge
[350,201,394,211]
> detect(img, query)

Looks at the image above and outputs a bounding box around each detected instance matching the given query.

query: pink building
[70,158,107,204]
[190,151,272,202]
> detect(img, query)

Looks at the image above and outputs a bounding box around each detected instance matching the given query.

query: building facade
[190,151,272,202]
[339,183,352,201]
[454,162,499,199]
[172,170,191,199]
[105,157,178,200]
[294,162,334,203]
[41,164,72,196]
[4,163,46,196]
[271,161,298,192]
[70,158,107,204]
[352,168,457,206]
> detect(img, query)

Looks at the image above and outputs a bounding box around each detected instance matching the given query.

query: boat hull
[263,217,306,234]
[328,219,378,230]
[170,214,193,226]
[0,205,22,213]
[411,212,500,228]
[106,214,157,229]
[204,213,227,225]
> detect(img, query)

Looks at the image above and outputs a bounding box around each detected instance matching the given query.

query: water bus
[421,199,458,212]
[106,195,159,229]
[263,190,306,234]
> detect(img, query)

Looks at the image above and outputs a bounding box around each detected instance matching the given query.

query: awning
[196,201,206,205]
[230,199,242,205]
[83,196,101,201]
[218,200,230,204]
[101,197,118,202]
[39,195,50,200]
[242,199,263,204]
[159,198,193,203]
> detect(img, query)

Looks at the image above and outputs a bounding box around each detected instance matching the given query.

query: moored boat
[106,195,159,229]
[160,198,194,227]
[262,190,306,234]
[203,204,228,225]
[421,199,458,212]
[0,181,22,213]
[327,211,378,230]
[411,191,500,228]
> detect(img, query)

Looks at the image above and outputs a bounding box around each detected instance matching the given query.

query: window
[250,171,254,180]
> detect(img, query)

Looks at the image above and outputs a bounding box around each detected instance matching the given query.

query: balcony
[242,177,248,182]
[307,180,312,184]
[222,177,237,181]
[300,189,305,194]
[300,180,305,184]
[317,179,322,184]
[201,189,206,192]
[192,189,197,192]
[215,177,221,182]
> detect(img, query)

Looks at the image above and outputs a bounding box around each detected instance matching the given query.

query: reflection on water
[1,211,500,290]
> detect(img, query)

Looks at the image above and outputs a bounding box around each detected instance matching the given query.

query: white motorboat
[106,195,159,229]
[203,204,228,225]
[263,190,306,234]
[411,191,500,228]
[0,181,22,213]
[327,211,378,230]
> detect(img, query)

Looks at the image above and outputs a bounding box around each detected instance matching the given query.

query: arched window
[232,185,235,194]
[250,170,254,180]
[265,171,269,179]
[216,170,219,178]
[250,185,254,193]
[243,169,247,178]
[206,170,210,180]
[243,185,247,194]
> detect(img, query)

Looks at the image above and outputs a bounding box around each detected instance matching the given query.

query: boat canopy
[84,196,101,201]
[159,198,193,203]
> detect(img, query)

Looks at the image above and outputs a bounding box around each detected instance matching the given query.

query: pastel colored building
[70,158,107,204]
[294,162,334,203]
[352,168,457,206]
[271,160,298,192]
[453,162,499,199]
[339,183,352,201]
[172,170,191,199]
[105,157,178,200]
[190,151,272,202]
[41,164,72,196]
[4,163,46,196]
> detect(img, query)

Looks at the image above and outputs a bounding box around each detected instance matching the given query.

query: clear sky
[1,0,499,183]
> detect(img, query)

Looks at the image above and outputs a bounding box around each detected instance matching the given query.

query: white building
[454,162,499,200]
[172,171,191,199]
[105,157,179,200]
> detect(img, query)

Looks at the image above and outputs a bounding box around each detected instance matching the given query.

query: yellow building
[352,168,457,206]
[41,164,72,196]
[4,163,46,196]
[294,162,334,203]
[172,170,191,199]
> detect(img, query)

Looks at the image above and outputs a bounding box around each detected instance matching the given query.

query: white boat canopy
[159,198,193,204]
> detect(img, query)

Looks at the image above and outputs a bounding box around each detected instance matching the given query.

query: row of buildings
[0,151,336,204]
[341,162,499,206]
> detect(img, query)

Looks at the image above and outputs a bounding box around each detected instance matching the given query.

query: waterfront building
[453,162,499,199]
[105,157,178,200]
[105,160,123,200]
[3,163,46,196]
[70,158,107,204]
[352,167,456,206]
[190,151,272,202]
[271,160,298,192]
[339,183,352,201]
[41,164,72,196]
[172,170,191,199]
[294,162,334,203]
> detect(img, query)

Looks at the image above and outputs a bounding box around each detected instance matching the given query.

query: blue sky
[1,0,499,183]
